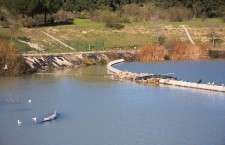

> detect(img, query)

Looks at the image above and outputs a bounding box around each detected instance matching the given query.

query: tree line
[0,0,224,25]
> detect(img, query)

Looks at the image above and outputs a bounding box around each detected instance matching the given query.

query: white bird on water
[222,84,224,86]
[211,82,214,85]
[17,120,22,126]
[28,99,32,103]
[207,82,210,85]
[32,117,37,122]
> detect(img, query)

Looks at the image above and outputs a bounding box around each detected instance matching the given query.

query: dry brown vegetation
[136,44,168,61]
[136,42,209,62]
[170,42,209,60]
[0,39,27,76]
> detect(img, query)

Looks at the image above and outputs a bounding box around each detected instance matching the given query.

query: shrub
[164,54,170,60]
[82,58,96,65]
[52,10,75,23]
[136,44,168,61]
[92,10,117,22]
[0,19,8,28]
[106,23,124,29]
[0,8,16,28]
[213,38,224,44]
[208,50,220,58]
[163,38,179,50]
[170,42,209,60]
[91,9,124,29]
[156,35,165,45]
[0,39,25,76]
[166,7,192,22]
[22,17,38,28]
[122,4,140,17]
[222,15,225,23]
[139,3,158,21]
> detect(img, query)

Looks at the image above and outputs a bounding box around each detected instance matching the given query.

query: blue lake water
[0,60,225,145]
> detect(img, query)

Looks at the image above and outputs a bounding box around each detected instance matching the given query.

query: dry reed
[136,44,168,61]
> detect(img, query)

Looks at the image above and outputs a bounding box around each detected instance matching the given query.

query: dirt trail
[40,31,76,51]
[181,25,195,45]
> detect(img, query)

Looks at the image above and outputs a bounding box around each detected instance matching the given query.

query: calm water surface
[0,60,225,145]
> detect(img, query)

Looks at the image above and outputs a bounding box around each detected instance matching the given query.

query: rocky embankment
[24,52,136,72]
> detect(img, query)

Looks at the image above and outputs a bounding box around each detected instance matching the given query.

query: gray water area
[0,61,225,145]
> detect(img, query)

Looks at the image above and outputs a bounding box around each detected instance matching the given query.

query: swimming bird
[207,82,210,85]
[17,120,22,126]
[28,99,32,103]
[197,79,202,84]
[222,84,224,86]
[32,117,37,122]
[211,82,214,85]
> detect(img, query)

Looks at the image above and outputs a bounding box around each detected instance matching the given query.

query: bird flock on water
[17,99,34,126]
[17,99,57,126]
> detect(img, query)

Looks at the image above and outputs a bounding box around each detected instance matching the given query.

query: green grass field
[1,18,224,53]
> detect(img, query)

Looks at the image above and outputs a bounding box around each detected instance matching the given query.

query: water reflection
[35,65,113,83]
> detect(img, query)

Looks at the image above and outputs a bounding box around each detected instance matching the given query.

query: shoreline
[107,59,225,93]
[1,49,225,77]
[23,51,136,74]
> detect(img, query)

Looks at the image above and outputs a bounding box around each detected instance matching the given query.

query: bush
[166,7,192,22]
[170,42,209,60]
[164,54,170,60]
[22,17,38,28]
[122,4,140,17]
[136,44,168,61]
[222,15,225,23]
[155,35,165,45]
[52,10,75,23]
[213,38,224,44]
[91,10,123,28]
[0,19,8,28]
[0,39,25,76]
[82,58,96,65]
[106,23,124,29]
[163,38,179,50]
[208,50,220,58]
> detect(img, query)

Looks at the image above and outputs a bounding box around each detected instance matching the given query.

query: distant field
[1,18,224,53]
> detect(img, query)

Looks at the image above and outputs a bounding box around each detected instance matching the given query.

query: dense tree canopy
[37,0,63,24]
[0,0,224,25]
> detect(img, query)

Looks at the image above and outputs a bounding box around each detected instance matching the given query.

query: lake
[0,60,225,145]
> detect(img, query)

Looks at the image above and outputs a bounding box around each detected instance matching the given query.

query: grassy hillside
[1,18,225,53]
[0,28,31,52]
